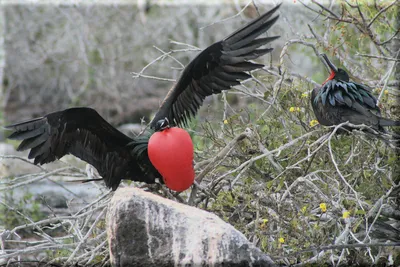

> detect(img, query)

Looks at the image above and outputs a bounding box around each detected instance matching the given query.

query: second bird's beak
[321,53,338,73]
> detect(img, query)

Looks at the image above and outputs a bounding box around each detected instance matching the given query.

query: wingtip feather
[4,117,46,130]
[224,4,280,44]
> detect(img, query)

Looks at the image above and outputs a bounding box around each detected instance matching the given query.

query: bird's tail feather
[363,129,400,150]
[379,117,400,148]
[379,117,400,127]
[65,178,103,183]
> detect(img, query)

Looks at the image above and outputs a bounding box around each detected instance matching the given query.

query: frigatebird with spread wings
[6,5,281,191]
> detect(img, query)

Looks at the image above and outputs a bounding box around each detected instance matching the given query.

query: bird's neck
[322,71,335,85]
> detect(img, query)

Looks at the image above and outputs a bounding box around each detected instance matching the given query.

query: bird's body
[5,5,281,191]
[311,54,400,133]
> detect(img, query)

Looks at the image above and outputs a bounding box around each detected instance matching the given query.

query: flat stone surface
[107,187,275,267]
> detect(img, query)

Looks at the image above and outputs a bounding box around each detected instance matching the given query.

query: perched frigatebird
[311,54,400,133]
[5,5,280,191]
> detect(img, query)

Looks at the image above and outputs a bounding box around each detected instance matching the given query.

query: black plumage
[150,4,280,128]
[311,54,400,132]
[5,5,280,190]
[6,108,157,190]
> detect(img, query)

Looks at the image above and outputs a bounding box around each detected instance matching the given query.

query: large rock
[107,187,276,267]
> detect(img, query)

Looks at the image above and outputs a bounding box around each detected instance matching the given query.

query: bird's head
[154,117,170,132]
[321,54,349,84]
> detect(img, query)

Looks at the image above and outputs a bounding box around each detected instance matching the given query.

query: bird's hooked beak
[157,117,170,132]
[321,54,338,85]
[321,53,338,73]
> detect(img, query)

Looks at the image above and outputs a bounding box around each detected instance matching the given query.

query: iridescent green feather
[127,130,154,158]
[316,79,378,110]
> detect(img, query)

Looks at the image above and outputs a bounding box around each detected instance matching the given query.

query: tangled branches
[0,159,111,266]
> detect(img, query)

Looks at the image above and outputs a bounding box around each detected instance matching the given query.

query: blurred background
[0,0,399,265]
[1,0,321,126]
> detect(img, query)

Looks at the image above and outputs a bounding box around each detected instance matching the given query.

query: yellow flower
[278,237,285,244]
[301,205,307,214]
[223,119,228,124]
[301,92,308,98]
[289,107,301,112]
[384,90,389,95]
[309,120,319,127]
[342,210,351,219]
[320,203,327,213]
[259,219,268,229]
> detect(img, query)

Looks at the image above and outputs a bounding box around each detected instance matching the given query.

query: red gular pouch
[322,70,335,85]
[148,127,195,192]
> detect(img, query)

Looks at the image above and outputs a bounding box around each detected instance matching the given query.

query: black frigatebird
[311,54,400,133]
[5,5,281,191]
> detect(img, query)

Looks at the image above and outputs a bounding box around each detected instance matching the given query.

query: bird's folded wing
[317,80,379,113]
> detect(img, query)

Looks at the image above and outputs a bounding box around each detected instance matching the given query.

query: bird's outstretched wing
[5,107,156,189]
[150,4,280,128]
